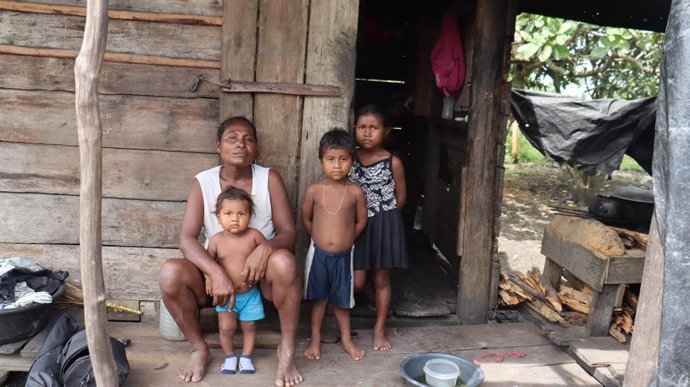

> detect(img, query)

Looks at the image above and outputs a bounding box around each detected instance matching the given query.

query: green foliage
[504,128,548,164]
[620,155,643,171]
[511,14,663,99]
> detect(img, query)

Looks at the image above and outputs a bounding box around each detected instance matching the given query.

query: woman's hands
[241,242,274,286]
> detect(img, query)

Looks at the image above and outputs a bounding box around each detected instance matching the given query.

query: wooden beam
[253,0,309,204]
[457,0,516,324]
[0,1,222,25]
[74,0,117,384]
[624,215,662,387]
[220,0,258,119]
[0,44,220,68]
[296,0,358,259]
[222,80,341,97]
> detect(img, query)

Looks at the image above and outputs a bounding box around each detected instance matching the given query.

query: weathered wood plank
[296,0,358,257]
[606,255,645,284]
[458,0,515,323]
[253,0,308,205]
[16,0,223,16]
[541,227,608,291]
[0,11,221,60]
[220,0,257,119]
[586,284,620,337]
[0,54,219,98]
[0,89,219,152]
[624,215,662,387]
[0,193,183,248]
[0,244,179,300]
[0,142,217,201]
[0,1,221,25]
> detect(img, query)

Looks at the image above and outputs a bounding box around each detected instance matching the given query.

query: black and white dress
[349,156,408,270]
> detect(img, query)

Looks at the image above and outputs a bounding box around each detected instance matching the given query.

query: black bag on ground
[58,330,130,386]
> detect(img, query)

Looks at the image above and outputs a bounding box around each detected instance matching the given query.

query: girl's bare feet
[304,339,321,360]
[373,329,391,351]
[275,343,303,386]
[178,348,211,382]
[341,339,366,361]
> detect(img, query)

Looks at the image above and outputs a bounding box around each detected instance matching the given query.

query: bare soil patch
[498,162,652,273]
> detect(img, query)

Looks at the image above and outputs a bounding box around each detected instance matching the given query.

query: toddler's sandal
[221,354,238,374]
[239,355,255,374]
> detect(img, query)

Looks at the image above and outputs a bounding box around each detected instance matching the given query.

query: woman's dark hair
[355,104,387,127]
[214,186,254,216]
[217,116,258,143]
[318,128,356,159]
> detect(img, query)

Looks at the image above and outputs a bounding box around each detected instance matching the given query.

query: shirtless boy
[207,186,267,375]
[301,129,368,361]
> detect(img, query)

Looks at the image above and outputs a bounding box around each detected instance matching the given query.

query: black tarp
[510,88,656,175]
[652,0,690,384]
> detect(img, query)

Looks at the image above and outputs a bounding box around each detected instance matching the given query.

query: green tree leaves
[511,13,663,99]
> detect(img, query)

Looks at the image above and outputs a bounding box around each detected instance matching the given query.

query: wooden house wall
[0,0,223,301]
[0,0,359,301]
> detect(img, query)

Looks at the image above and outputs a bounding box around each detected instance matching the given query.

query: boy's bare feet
[304,339,321,360]
[178,348,211,382]
[276,343,303,386]
[373,329,391,351]
[341,339,366,361]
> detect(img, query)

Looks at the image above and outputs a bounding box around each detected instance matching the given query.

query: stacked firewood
[498,266,637,342]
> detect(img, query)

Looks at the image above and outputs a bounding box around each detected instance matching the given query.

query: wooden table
[541,225,645,336]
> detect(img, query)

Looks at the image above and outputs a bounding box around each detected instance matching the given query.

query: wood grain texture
[253,0,308,205]
[0,54,220,98]
[457,0,514,323]
[0,142,217,201]
[296,0,358,257]
[0,193,183,247]
[0,89,219,152]
[0,11,221,60]
[0,243,178,300]
[0,1,222,25]
[220,0,257,119]
[13,0,223,16]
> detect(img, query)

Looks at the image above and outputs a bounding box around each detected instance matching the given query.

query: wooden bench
[541,225,645,336]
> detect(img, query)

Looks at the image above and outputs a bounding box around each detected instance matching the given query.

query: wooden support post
[585,284,620,336]
[542,258,563,289]
[220,0,258,119]
[624,215,662,387]
[74,0,117,385]
[457,0,515,324]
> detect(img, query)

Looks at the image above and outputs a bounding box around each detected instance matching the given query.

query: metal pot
[610,187,654,225]
[589,195,623,219]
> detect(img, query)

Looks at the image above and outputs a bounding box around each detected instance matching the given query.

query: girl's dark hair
[318,128,356,159]
[217,116,258,143]
[355,104,387,127]
[214,186,254,216]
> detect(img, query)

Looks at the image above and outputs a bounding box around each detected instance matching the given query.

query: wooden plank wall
[0,0,360,299]
[0,0,222,301]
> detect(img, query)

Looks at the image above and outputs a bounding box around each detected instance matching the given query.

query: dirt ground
[497,162,653,273]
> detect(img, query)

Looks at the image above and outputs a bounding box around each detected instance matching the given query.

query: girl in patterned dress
[349,105,409,351]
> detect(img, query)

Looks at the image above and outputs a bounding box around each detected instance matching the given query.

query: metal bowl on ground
[0,283,65,344]
[401,352,485,387]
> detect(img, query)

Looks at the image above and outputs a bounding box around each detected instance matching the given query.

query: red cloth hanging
[430,10,466,97]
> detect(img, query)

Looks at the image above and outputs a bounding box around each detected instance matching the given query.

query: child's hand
[204,273,213,296]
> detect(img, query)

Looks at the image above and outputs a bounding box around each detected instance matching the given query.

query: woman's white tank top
[195,164,275,243]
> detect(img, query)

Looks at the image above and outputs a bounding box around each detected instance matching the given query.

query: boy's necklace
[322,180,348,215]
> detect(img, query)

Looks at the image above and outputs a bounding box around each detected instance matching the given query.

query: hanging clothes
[430,10,466,97]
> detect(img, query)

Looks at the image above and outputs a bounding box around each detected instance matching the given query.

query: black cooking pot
[610,187,654,225]
[589,195,623,219]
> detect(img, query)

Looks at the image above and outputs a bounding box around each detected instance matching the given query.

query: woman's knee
[372,269,390,290]
[159,258,202,293]
[266,249,298,281]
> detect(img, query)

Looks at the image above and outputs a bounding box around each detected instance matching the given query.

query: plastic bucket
[159,301,186,341]
[423,358,461,387]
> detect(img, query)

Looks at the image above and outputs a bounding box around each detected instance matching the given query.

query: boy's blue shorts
[304,242,354,309]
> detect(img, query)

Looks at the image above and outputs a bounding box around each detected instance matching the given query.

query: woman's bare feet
[178,348,211,382]
[373,329,391,351]
[276,343,303,386]
[304,339,321,360]
[341,339,366,361]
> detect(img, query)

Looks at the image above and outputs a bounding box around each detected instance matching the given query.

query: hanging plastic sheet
[510,88,656,175]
